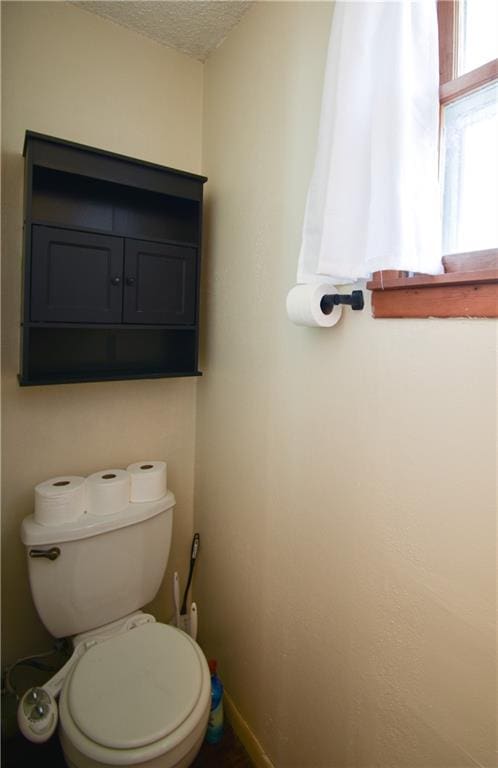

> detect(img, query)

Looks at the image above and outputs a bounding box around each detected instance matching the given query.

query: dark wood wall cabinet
[19,131,207,386]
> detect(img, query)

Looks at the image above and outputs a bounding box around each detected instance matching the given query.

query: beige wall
[197,3,496,767]
[1,1,203,665]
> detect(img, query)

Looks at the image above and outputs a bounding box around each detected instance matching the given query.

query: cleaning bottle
[206,659,224,744]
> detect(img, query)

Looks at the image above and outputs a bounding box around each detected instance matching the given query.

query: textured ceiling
[74,1,253,62]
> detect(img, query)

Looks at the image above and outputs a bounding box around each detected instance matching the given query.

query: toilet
[20,491,210,768]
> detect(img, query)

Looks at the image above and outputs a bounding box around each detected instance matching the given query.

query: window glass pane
[441,81,498,254]
[458,0,498,75]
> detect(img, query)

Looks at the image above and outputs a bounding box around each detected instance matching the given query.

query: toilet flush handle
[29,547,61,561]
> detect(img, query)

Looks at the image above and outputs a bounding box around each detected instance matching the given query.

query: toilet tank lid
[21,491,175,546]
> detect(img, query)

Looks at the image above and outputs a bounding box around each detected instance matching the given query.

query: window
[368,0,498,318]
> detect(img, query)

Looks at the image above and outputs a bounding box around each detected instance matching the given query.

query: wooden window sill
[367,251,498,318]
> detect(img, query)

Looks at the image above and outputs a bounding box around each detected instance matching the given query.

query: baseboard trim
[224,690,275,768]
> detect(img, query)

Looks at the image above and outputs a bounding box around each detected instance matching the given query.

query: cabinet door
[31,226,124,323]
[123,239,196,325]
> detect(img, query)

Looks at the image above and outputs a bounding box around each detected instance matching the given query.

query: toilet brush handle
[173,571,180,628]
[180,533,200,615]
[189,602,198,641]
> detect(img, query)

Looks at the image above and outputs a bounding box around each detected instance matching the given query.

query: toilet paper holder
[320,290,364,314]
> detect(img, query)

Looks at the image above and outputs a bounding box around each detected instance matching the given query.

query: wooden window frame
[368,0,498,318]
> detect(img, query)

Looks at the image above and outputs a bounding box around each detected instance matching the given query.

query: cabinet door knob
[110,276,121,286]
[126,277,136,286]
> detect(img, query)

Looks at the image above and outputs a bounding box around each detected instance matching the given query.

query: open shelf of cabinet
[19,131,207,386]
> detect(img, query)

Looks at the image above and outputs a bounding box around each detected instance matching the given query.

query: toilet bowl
[58,622,210,768]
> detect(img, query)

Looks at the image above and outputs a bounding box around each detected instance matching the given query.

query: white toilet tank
[21,492,175,638]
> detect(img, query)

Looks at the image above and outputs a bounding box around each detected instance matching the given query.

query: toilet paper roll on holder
[320,290,364,314]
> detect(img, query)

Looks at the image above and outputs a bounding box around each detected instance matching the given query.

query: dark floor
[2,721,253,768]
[192,723,253,768]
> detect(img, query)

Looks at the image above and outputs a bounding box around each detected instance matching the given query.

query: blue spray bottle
[206,659,224,744]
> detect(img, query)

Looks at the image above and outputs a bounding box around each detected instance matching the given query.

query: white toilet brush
[172,571,198,639]
[173,571,181,628]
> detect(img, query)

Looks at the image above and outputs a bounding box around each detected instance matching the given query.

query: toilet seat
[59,623,210,766]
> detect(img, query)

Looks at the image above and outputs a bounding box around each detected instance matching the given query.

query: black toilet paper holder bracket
[320,290,364,314]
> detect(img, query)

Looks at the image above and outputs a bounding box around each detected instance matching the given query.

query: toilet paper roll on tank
[286,283,343,327]
[86,469,130,516]
[34,476,86,526]
[33,460,168,526]
[127,461,167,502]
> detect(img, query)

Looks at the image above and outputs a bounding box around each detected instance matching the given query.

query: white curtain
[298,0,443,285]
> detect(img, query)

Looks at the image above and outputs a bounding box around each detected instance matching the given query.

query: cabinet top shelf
[29,219,199,250]
[24,130,207,184]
